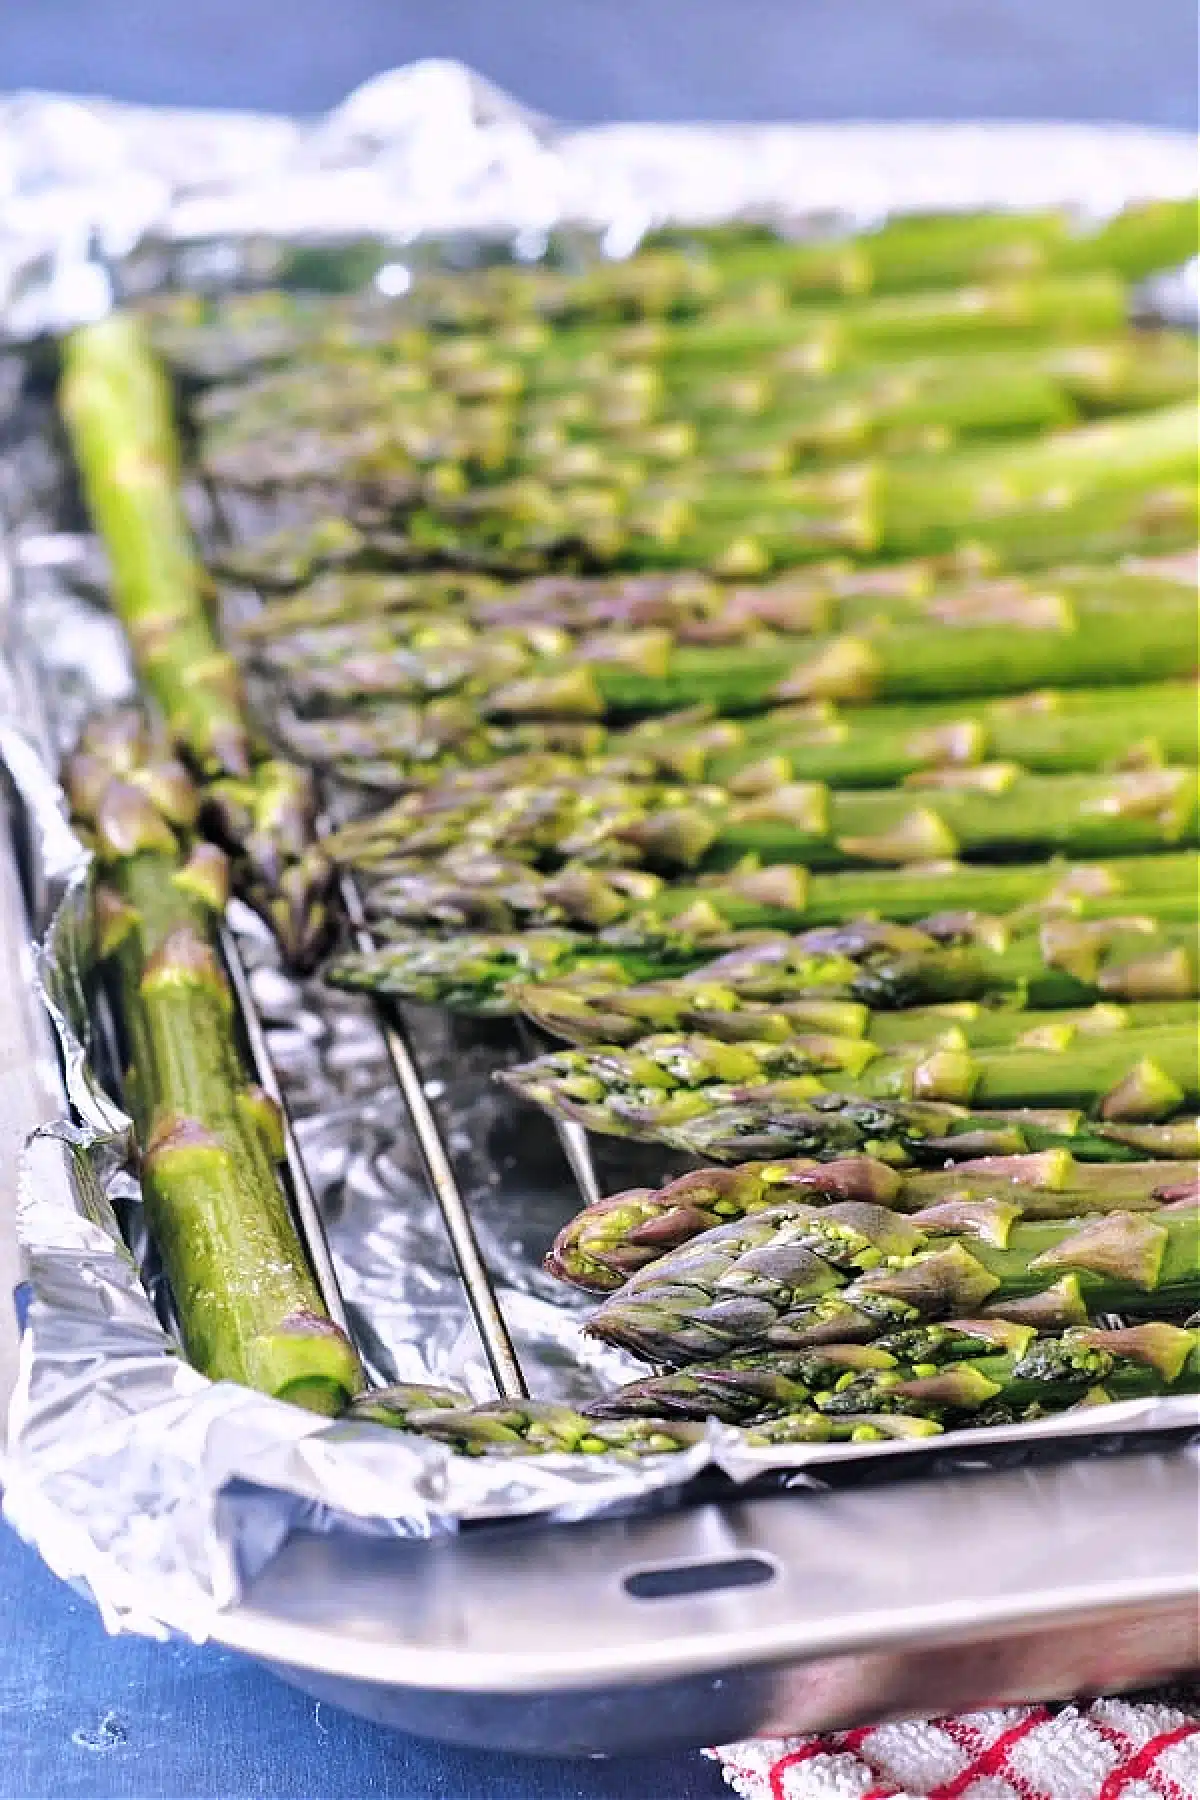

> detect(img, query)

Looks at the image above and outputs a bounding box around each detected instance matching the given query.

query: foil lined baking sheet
[0,66,1197,1645]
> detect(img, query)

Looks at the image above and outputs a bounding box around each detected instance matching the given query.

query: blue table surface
[0,1519,729,1799]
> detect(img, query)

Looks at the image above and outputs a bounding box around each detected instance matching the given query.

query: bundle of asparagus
[357,848,1200,941]
[161,203,1197,589]
[547,1153,1199,1291]
[195,331,1198,505]
[274,571,1196,724]
[321,767,1198,922]
[65,710,362,1413]
[582,1193,1200,1363]
[66,209,1200,1459]
[263,672,1200,798]
[587,1319,1200,1427]
[146,201,1196,382]
[499,1014,1199,1142]
[60,315,334,968]
[329,904,1200,1016]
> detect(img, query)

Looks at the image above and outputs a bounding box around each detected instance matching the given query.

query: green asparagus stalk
[59,314,335,969]
[324,928,722,1013]
[479,580,1199,716]
[235,555,1191,656]
[586,1319,1200,1425]
[738,1410,941,1443]
[270,709,607,784]
[213,514,376,590]
[437,202,1195,322]
[658,201,1198,297]
[279,573,1197,718]
[403,401,1197,571]
[548,1153,1199,1292]
[235,568,506,641]
[359,849,1200,939]
[500,1018,1199,1148]
[519,950,1198,1043]
[710,767,1200,869]
[658,335,1200,454]
[60,317,251,778]
[325,764,1200,877]
[584,1194,1200,1364]
[65,710,362,1413]
[346,1380,473,1427]
[613,273,1126,369]
[652,680,1200,788]
[313,677,1198,800]
[354,1396,704,1457]
[328,908,1200,1016]
[611,1090,1199,1165]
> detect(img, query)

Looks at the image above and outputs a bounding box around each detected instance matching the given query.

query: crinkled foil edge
[3,59,1196,338]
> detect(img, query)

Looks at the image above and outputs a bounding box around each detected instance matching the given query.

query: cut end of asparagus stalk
[242,1310,364,1414]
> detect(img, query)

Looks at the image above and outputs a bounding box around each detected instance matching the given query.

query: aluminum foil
[3,59,1197,338]
[0,66,1197,1645]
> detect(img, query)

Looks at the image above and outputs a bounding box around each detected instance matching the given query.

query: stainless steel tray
[217,1455,1199,1753]
[1,85,1197,1752]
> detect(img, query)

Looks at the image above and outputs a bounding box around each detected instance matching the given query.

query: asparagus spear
[614,1089,1200,1165]
[418,203,1193,325]
[236,555,1192,653]
[278,676,1200,798]
[519,949,1198,1042]
[60,316,251,778]
[325,764,1200,877]
[403,402,1197,570]
[499,1018,1199,1148]
[346,1380,473,1427]
[359,849,1200,939]
[235,568,506,639]
[659,201,1198,296]
[324,928,723,1013]
[272,710,608,790]
[205,333,1200,505]
[151,204,1196,369]
[213,514,377,589]
[548,1154,1199,1292]
[282,573,1197,716]
[586,1319,1200,1425]
[482,581,1198,716]
[648,681,1200,788]
[202,761,335,970]
[584,1194,1200,1365]
[59,314,335,968]
[328,909,1200,1016]
[65,710,362,1413]
[356,1397,704,1457]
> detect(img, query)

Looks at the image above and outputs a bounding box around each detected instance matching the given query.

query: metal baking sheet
[0,66,1196,1745]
